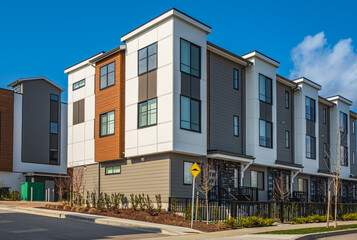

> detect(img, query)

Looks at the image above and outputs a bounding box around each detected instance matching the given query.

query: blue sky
[1,0,356,108]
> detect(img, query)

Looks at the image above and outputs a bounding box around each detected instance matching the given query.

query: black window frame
[250,170,264,190]
[340,112,348,133]
[259,119,273,148]
[233,68,239,90]
[323,143,328,159]
[73,79,85,91]
[306,135,316,159]
[285,130,290,148]
[340,145,348,166]
[180,95,201,133]
[99,111,115,138]
[50,122,58,134]
[353,120,356,135]
[305,96,316,122]
[180,38,201,78]
[138,42,157,76]
[233,115,239,137]
[138,97,157,128]
[99,61,115,90]
[323,108,327,124]
[285,91,289,109]
[105,165,121,175]
[353,151,356,165]
[259,74,272,104]
[183,161,194,185]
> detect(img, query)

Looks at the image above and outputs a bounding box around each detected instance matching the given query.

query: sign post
[190,162,201,229]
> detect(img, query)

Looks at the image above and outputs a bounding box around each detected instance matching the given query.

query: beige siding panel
[73,164,99,194]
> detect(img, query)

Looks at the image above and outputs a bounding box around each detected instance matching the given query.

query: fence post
[280,202,284,223]
[231,200,237,219]
[168,197,171,212]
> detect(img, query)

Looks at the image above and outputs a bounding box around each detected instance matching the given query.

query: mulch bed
[43,205,228,232]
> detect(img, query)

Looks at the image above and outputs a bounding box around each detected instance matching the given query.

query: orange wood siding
[0,89,14,171]
[95,51,125,162]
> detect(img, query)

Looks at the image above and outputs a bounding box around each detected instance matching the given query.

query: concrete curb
[294,229,357,240]
[0,205,201,236]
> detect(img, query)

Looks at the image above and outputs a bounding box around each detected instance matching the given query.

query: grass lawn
[257,224,357,235]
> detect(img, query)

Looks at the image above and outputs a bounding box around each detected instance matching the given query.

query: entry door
[45,180,55,202]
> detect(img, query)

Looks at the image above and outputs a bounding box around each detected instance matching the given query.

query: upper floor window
[306,135,316,159]
[100,61,115,90]
[180,39,200,78]
[339,112,347,133]
[259,74,272,104]
[259,119,272,148]
[138,98,157,128]
[340,146,348,166]
[298,179,308,192]
[50,94,59,101]
[353,151,356,165]
[50,122,58,134]
[305,97,315,121]
[323,108,327,124]
[323,143,328,159]
[180,96,200,132]
[251,170,264,190]
[184,161,193,184]
[138,43,157,76]
[100,111,115,137]
[285,91,289,109]
[285,130,290,148]
[233,69,239,90]
[353,120,356,135]
[233,115,239,137]
[73,79,85,91]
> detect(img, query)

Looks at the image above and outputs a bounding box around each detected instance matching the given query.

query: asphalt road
[0,209,166,240]
[317,233,357,240]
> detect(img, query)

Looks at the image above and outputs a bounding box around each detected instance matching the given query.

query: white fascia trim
[293,77,322,90]
[276,75,297,88]
[242,51,280,68]
[121,9,211,42]
[275,163,303,171]
[64,53,104,74]
[207,45,249,66]
[207,153,254,164]
[326,95,353,106]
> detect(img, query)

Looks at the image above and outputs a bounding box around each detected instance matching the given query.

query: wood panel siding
[95,51,125,162]
[0,89,14,172]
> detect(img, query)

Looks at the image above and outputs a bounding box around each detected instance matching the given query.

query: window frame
[73,79,85,91]
[50,122,58,134]
[306,135,316,159]
[183,161,194,185]
[233,68,239,90]
[138,98,157,128]
[99,111,115,138]
[285,130,290,148]
[259,74,272,104]
[323,108,327,124]
[138,42,158,76]
[180,38,201,78]
[305,97,316,122]
[233,115,239,137]
[353,151,356,165]
[180,95,201,133]
[259,119,273,148]
[285,91,290,109]
[99,61,116,90]
[353,120,356,135]
[250,170,264,190]
[323,143,328,159]
[105,165,121,175]
[340,145,348,166]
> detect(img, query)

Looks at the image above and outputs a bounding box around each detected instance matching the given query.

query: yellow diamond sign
[190,162,201,178]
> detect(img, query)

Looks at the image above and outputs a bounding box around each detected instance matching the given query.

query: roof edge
[7,77,65,92]
[207,41,252,67]
[241,50,280,68]
[90,45,126,64]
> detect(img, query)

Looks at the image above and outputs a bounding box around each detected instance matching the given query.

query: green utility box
[21,182,44,201]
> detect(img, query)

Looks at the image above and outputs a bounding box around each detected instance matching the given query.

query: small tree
[273,174,291,202]
[67,167,85,206]
[53,175,67,201]
[196,160,218,224]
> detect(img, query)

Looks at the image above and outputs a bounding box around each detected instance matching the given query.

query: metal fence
[168,197,357,222]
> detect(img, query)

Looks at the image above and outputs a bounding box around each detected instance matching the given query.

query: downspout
[98,162,101,194]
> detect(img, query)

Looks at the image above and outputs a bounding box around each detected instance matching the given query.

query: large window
[50,122,58,134]
[298,179,308,192]
[251,170,264,190]
[285,91,289,109]
[73,79,85,91]
[100,111,115,137]
[100,61,115,90]
[306,135,316,159]
[259,74,272,104]
[138,98,157,128]
[233,69,239,90]
[184,161,193,184]
[259,120,272,148]
[138,43,157,75]
[233,116,239,137]
[180,39,200,78]
[285,130,290,148]
[305,97,316,121]
[105,165,121,175]
[180,96,200,132]
[340,146,348,166]
[340,112,348,133]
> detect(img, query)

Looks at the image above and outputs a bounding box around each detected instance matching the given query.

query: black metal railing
[292,191,308,202]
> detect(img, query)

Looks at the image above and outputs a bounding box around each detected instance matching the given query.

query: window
[138,43,157,75]
[13,87,20,93]
[73,99,85,125]
[259,120,272,148]
[298,179,308,192]
[285,91,289,109]
[50,149,58,161]
[323,143,328,159]
[100,111,115,137]
[285,130,290,148]
[233,116,239,137]
[50,94,59,101]
[184,161,193,184]
[50,122,58,134]
[353,120,356,135]
[105,166,121,175]
[100,61,115,90]
[259,74,272,104]
[340,146,348,166]
[234,168,239,188]
[73,79,85,91]
[323,108,327,124]
[251,170,264,190]
[340,112,347,133]
[180,96,200,132]
[305,97,315,121]
[233,69,239,90]
[353,151,356,165]
[180,39,200,78]
[306,135,316,159]
[138,98,157,128]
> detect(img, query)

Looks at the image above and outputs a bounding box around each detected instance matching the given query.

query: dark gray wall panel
[306,120,316,137]
[318,103,330,171]
[350,117,357,176]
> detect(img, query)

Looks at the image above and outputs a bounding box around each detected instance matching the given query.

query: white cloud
[290,32,357,108]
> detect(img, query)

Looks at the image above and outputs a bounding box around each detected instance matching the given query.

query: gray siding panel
[208,52,245,154]
[350,117,357,176]
[319,103,330,171]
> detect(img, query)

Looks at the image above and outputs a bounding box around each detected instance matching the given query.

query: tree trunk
[326,189,331,228]
[334,180,338,228]
[205,192,209,225]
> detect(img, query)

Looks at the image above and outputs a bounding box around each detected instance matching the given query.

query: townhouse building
[0,77,67,201]
[65,8,357,205]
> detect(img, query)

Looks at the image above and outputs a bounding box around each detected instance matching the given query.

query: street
[317,233,357,240]
[0,209,166,240]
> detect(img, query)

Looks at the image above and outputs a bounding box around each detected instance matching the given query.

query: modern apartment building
[0,77,67,201]
[65,8,357,205]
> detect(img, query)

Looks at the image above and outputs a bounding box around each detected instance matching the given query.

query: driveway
[0,209,166,240]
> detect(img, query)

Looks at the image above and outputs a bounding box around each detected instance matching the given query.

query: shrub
[130,194,138,211]
[71,206,77,212]
[88,208,100,214]
[90,192,97,208]
[119,194,126,209]
[184,204,191,220]
[237,216,275,228]
[86,191,91,208]
[77,206,87,213]
[223,217,237,228]
[9,190,21,201]
[155,194,162,212]
[145,195,154,211]
[97,192,104,208]
[171,196,178,214]
[213,204,219,223]
[292,215,332,224]
[63,205,71,211]
[111,193,120,209]
[104,193,111,208]
[138,194,145,211]
[342,213,357,221]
